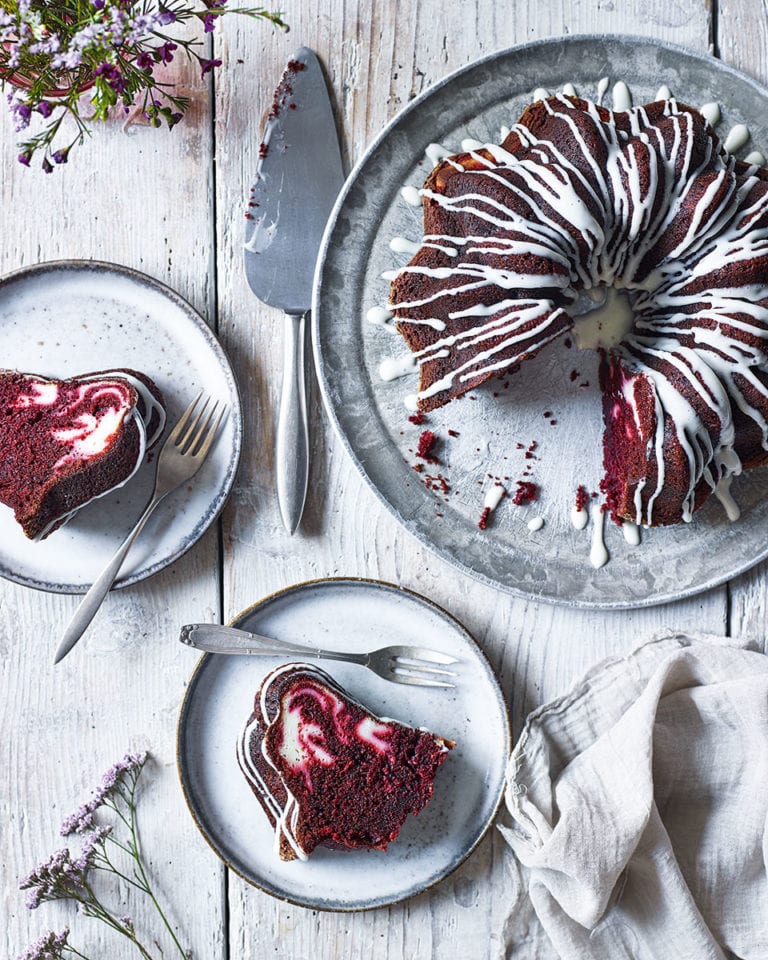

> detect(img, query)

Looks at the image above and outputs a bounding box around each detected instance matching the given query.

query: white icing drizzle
[724,123,750,154]
[561,83,577,97]
[533,87,549,102]
[744,150,766,167]
[571,504,589,530]
[499,125,510,141]
[400,185,422,206]
[379,354,417,381]
[622,520,640,546]
[461,138,484,152]
[596,77,609,106]
[574,288,634,350]
[390,236,422,256]
[527,516,544,531]
[699,102,721,127]
[655,85,672,101]
[590,503,609,568]
[484,482,506,510]
[612,80,631,111]
[367,305,393,325]
[715,475,741,521]
[425,142,452,165]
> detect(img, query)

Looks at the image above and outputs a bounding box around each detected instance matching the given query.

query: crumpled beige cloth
[500,632,768,960]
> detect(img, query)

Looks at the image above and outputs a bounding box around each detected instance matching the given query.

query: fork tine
[167,391,204,444]
[178,396,211,452]
[184,399,219,455]
[383,645,459,666]
[388,671,455,689]
[391,658,458,678]
[193,404,227,460]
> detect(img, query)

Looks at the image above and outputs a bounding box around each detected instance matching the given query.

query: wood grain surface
[1,0,763,957]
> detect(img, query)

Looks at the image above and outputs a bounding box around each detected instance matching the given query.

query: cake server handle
[53,495,167,665]
[275,311,310,536]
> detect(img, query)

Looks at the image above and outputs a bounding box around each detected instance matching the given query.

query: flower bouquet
[0,0,286,171]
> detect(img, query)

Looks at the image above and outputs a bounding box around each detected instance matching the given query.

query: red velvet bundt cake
[389,95,768,526]
[0,368,166,539]
[237,663,454,861]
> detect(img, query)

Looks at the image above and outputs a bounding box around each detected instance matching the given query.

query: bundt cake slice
[0,368,166,539]
[237,663,454,861]
[389,94,768,526]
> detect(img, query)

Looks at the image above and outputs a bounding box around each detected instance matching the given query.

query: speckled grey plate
[313,35,768,608]
[176,578,510,911]
[0,260,242,593]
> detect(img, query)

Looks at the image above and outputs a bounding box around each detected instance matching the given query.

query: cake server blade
[244,47,344,534]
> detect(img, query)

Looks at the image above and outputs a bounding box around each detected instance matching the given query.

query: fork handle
[53,494,166,664]
[181,623,367,665]
[276,311,310,536]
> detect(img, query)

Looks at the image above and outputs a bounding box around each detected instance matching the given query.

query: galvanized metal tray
[313,35,768,608]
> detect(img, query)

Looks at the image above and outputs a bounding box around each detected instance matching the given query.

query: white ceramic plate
[0,260,242,593]
[176,578,510,911]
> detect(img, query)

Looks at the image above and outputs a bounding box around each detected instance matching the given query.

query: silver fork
[179,623,459,688]
[54,393,228,665]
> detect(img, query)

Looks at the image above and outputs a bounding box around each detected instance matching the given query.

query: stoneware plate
[176,578,510,911]
[313,35,768,607]
[0,260,242,593]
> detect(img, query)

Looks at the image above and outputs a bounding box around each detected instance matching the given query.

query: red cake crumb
[512,481,538,505]
[447,429,459,437]
[569,370,580,381]
[543,410,552,418]
[564,337,573,349]
[575,485,590,512]
[416,430,437,460]
[478,506,491,529]
[408,411,425,425]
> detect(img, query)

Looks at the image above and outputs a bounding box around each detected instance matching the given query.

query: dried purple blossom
[16,927,70,960]
[20,848,87,908]
[61,751,146,836]
[200,57,222,77]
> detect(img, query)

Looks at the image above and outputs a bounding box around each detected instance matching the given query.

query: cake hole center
[572,287,634,350]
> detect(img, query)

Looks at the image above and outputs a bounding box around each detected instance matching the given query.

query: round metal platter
[313,35,768,608]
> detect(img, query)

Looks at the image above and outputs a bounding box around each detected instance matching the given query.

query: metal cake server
[244,47,344,534]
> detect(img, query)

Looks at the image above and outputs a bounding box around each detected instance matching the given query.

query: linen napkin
[500,631,768,960]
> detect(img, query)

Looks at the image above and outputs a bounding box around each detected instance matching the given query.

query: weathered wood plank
[216,1,720,958]
[718,0,768,652]
[0,45,225,958]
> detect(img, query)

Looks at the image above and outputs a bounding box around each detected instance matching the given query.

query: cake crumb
[416,430,437,460]
[478,506,491,530]
[408,411,425,425]
[512,481,538,505]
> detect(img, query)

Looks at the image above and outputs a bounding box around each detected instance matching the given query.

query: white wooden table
[2,1,766,957]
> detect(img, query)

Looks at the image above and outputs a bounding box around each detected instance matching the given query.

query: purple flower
[60,751,146,836]
[157,9,177,26]
[20,848,80,907]
[157,40,177,65]
[136,50,153,71]
[18,151,31,167]
[203,13,217,31]
[16,927,70,960]
[93,0,105,8]
[60,802,94,835]
[36,101,53,119]
[200,57,222,77]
